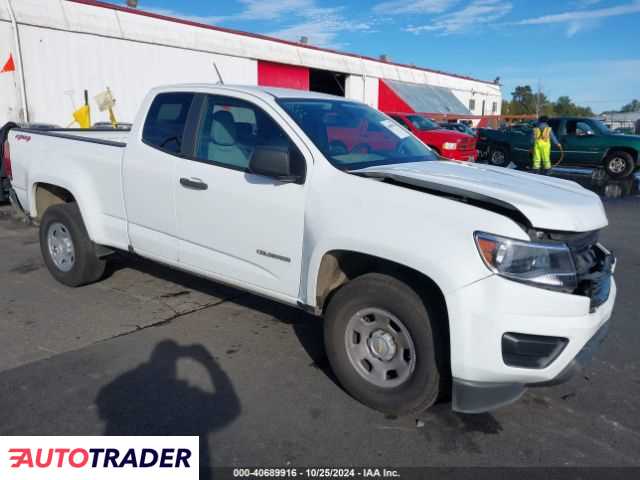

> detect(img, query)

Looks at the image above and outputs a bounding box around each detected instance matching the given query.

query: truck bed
[7,125,130,250]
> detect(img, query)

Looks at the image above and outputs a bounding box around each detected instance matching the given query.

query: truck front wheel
[39,203,106,287]
[324,273,443,415]
[488,145,509,167]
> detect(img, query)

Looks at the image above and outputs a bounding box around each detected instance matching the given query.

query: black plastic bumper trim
[502,332,568,369]
[452,379,525,414]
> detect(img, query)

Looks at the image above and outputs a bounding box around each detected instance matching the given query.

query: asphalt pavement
[0,194,639,469]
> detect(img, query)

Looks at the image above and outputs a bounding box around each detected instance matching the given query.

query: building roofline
[67,0,499,87]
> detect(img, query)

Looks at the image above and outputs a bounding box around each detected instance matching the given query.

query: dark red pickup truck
[387,113,478,162]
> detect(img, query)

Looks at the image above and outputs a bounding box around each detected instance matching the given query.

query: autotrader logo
[9,447,192,468]
[1,437,198,480]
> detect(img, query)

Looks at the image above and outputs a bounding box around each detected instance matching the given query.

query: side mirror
[249,145,305,184]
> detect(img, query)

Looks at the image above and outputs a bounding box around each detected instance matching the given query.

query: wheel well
[491,142,510,153]
[605,147,638,163]
[315,250,450,354]
[34,183,75,219]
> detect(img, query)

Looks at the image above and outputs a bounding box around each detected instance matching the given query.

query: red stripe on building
[258,61,309,91]
[377,79,414,113]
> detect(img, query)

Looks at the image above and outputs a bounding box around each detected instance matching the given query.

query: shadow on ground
[104,253,336,381]
[96,340,241,477]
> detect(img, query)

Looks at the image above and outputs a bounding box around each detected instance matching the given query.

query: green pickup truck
[478,117,640,178]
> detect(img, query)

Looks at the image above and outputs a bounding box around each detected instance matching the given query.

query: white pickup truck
[2,85,617,414]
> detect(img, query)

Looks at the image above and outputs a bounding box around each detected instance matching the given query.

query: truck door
[560,119,603,167]
[508,126,533,166]
[123,92,196,262]
[174,93,308,299]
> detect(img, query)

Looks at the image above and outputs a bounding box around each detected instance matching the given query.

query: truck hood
[418,129,471,142]
[354,161,608,232]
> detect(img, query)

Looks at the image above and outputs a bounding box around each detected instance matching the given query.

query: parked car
[439,121,476,137]
[478,118,640,177]
[387,113,478,162]
[3,85,616,415]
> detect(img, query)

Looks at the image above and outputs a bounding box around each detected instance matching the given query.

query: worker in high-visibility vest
[531,116,560,175]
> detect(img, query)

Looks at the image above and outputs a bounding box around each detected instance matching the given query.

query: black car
[438,122,476,137]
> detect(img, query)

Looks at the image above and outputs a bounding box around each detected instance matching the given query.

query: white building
[0,0,502,127]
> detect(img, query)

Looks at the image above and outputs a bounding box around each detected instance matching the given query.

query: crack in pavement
[99,292,249,343]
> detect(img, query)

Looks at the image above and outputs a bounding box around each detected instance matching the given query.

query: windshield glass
[278,99,437,171]
[407,115,439,131]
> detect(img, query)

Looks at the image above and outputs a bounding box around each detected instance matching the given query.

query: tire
[39,203,106,287]
[324,273,444,415]
[604,151,635,178]
[329,141,348,155]
[488,145,509,167]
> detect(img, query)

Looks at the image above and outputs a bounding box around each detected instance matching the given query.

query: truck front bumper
[445,273,616,413]
[442,149,478,162]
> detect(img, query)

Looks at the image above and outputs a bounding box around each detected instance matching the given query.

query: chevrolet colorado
[2,85,616,415]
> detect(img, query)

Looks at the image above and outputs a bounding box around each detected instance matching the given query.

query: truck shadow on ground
[102,253,504,454]
[96,339,240,478]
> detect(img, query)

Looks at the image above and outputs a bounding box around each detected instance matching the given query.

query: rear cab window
[142,92,195,154]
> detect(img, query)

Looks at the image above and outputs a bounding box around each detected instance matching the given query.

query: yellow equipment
[71,90,91,128]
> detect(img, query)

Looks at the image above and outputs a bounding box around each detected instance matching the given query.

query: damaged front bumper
[446,241,616,414]
[452,319,611,413]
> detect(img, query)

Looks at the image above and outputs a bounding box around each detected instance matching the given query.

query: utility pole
[535,79,543,118]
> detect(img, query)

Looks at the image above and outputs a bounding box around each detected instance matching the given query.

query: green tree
[501,100,511,115]
[553,96,593,117]
[510,85,536,114]
[621,99,640,112]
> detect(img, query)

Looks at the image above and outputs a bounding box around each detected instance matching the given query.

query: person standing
[532,116,560,175]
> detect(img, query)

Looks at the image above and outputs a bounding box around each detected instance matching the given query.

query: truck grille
[458,138,476,152]
[549,230,614,311]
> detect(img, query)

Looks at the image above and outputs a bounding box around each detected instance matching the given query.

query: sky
[106,0,639,112]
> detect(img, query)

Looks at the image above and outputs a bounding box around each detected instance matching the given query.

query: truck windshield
[407,115,439,131]
[278,99,437,171]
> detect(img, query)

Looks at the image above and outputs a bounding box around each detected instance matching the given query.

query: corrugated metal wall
[0,19,19,122]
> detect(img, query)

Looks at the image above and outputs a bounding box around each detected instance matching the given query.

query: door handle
[180,177,208,190]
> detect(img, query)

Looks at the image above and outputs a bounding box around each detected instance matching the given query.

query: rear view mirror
[250,145,305,184]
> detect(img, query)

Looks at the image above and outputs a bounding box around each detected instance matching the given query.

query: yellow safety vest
[533,127,551,143]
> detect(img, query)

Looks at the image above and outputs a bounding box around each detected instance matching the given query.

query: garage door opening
[310,69,346,97]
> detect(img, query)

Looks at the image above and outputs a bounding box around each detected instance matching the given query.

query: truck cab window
[566,120,594,137]
[194,96,300,172]
[142,92,195,154]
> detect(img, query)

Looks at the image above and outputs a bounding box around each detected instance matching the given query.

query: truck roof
[150,84,349,102]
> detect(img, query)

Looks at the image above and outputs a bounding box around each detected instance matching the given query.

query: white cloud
[512,0,640,37]
[406,0,512,35]
[229,0,374,48]
[267,5,374,49]
[233,0,316,21]
[373,0,458,15]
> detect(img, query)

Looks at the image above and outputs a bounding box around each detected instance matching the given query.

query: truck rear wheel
[324,273,442,415]
[39,203,106,287]
[604,151,635,178]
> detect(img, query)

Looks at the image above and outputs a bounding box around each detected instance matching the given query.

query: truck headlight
[474,232,577,293]
[442,142,457,150]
